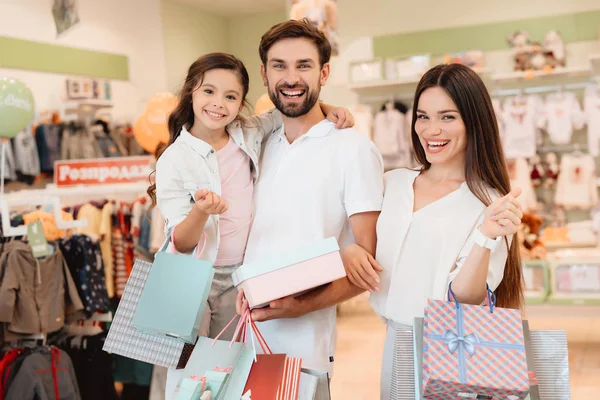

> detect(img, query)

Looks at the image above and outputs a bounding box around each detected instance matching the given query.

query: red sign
[54,156,154,187]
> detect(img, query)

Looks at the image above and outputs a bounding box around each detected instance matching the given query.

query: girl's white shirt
[155,109,283,262]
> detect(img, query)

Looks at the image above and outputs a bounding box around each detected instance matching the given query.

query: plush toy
[529,154,544,187]
[518,213,547,260]
[543,30,566,69]
[529,42,546,70]
[507,31,532,71]
[544,152,559,188]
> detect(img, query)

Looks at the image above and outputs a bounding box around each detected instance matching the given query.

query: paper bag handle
[170,226,207,260]
[212,309,272,359]
[447,282,496,313]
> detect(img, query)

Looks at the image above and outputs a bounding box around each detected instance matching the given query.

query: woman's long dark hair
[147,53,250,209]
[412,64,523,310]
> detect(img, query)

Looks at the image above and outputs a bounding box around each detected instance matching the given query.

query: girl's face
[192,69,244,131]
[414,86,467,167]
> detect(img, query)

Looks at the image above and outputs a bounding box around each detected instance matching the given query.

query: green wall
[374,10,600,59]
[0,36,129,80]
[227,11,287,106]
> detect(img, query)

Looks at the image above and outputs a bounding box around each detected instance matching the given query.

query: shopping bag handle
[447,282,496,313]
[169,227,207,260]
[212,308,272,360]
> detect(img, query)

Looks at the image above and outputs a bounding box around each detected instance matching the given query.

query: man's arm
[250,211,380,322]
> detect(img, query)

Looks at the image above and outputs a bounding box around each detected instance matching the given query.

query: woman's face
[414,86,467,167]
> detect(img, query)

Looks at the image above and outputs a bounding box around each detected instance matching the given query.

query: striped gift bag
[276,357,303,400]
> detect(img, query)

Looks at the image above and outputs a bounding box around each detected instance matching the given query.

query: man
[238,19,384,376]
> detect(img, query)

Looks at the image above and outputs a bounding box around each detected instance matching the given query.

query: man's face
[261,38,330,118]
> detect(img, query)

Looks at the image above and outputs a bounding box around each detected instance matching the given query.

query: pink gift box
[232,238,346,308]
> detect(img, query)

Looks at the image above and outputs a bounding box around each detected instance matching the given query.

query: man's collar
[268,119,335,143]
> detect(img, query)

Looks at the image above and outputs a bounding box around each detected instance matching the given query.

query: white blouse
[370,169,510,325]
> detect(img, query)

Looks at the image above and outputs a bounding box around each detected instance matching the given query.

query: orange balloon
[255,93,275,115]
[134,93,177,153]
[133,115,164,153]
[144,92,177,143]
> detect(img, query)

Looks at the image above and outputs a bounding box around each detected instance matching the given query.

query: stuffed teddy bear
[507,31,532,71]
[543,30,566,69]
[519,213,547,260]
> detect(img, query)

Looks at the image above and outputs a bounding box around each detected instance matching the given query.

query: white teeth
[206,110,224,118]
[428,141,449,146]
[282,90,305,97]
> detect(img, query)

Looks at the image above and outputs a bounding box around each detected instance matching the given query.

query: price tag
[27,221,50,258]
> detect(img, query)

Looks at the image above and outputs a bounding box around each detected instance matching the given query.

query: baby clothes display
[554,153,597,209]
[501,95,543,159]
[373,105,412,169]
[584,85,600,156]
[540,92,585,145]
[507,157,537,211]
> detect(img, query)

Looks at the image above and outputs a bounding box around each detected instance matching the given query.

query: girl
[341,64,524,398]
[147,53,353,397]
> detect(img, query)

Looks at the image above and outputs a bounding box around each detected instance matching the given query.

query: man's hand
[250,295,308,322]
[236,288,309,322]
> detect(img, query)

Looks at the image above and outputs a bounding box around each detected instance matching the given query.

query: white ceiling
[169,0,286,16]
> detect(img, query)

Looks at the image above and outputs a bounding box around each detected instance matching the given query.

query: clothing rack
[537,143,588,153]
[493,82,594,97]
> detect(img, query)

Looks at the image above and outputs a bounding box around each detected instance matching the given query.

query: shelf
[349,65,594,101]
[525,303,600,318]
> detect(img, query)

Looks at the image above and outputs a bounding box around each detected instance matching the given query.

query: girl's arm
[155,156,226,254]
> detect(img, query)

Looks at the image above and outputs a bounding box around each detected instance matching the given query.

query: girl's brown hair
[412,64,523,310]
[147,53,250,210]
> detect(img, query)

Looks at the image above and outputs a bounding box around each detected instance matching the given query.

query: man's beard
[268,82,320,118]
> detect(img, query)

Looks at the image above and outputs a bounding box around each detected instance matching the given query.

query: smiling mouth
[426,140,450,150]
[204,109,226,119]
[279,89,306,99]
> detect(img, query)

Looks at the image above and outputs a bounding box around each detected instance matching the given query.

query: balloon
[0,78,35,138]
[144,92,177,143]
[255,92,275,115]
[134,115,163,154]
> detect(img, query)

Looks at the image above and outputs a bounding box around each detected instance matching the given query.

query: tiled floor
[332,299,600,399]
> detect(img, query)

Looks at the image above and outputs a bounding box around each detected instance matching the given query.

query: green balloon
[0,77,35,138]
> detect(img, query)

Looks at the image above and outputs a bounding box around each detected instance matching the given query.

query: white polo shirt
[244,119,384,375]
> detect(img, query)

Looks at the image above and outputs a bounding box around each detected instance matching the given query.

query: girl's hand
[341,244,383,292]
[480,188,523,239]
[326,107,355,129]
[194,189,228,215]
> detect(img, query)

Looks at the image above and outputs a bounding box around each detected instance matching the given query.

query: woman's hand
[341,244,383,292]
[480,188,523,239]
[325,107,355,129]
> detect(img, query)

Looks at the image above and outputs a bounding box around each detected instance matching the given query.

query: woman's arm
[450,188,522,304]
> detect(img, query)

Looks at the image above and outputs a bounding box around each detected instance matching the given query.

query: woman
[342,64,524,398]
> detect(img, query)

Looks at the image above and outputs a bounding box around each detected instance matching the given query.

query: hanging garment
[584,85,600,156]
[36,124,62,173]
[0,241,84,335]
[22,210,74,241]
[61,333,119,400]
[59,234,110,316]
[541,92,585,144]
[92,124,120,158]
[0,141,17,182]
[112,202,134,298]
[501,95,544,159]
[507,158,538,212]
[492,98,505,143]
[555,154,598,209]
[12,130,40,183]
[4,347,81,400]
[76,201,114,298]
[373,108,411,168]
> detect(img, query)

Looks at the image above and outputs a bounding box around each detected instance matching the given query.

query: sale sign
[54,156,154,187]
